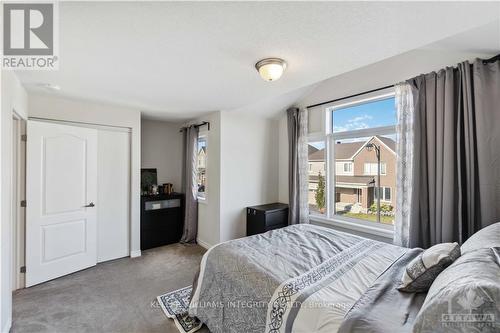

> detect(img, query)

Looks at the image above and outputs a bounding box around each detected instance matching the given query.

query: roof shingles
[308,136,395,161]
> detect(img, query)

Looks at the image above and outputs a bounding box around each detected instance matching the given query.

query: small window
[197,136,207,199]
[364,162,386,175]
[363,163,371,175]
[335,161,353,175]
[385,187,391,201]
[374,187,391,202]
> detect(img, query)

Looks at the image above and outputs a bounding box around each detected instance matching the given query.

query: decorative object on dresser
[141,193,184,250]
[141,168,158,194]
[163,183,174,194]
[246,203,289,236]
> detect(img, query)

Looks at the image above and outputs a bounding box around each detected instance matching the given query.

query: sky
[332,97,396,132]
[309,141,325,150]
[309,97,396,150]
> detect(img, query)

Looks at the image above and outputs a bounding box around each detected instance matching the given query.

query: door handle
[84,202,95,208]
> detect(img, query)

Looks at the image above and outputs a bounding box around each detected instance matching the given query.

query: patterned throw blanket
[189,224,407,333]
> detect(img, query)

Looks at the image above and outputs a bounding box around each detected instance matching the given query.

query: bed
[188,224,427,333]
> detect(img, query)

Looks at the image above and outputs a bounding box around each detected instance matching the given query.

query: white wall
[141,119,183,192]
[219,112,279,242]
[28,93,142,257]
[277,114,289,204]
[193,110,280,247]
[1,71,28,333]
[277,48,499,204]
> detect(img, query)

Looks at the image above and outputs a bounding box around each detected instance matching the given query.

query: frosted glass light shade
[255,58,287,81]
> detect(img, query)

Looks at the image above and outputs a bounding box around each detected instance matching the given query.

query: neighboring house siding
[337,188,358,204]
[309,160,325,176]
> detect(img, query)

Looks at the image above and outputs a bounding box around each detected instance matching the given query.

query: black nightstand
[246,203,289,236]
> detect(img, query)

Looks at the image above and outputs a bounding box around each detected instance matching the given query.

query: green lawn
[342,212,394,225]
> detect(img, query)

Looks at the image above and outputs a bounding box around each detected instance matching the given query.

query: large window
[197,136,207,199]
[308,90,397,227]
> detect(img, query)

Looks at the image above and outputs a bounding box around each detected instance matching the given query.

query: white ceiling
[422,19,500,54]
[16,2,500,121]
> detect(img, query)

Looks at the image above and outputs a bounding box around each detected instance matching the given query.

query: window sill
[309,214,394,239]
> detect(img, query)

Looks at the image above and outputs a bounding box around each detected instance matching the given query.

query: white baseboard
[196,238,212,250]
[2,316,12,333]
[130,250,141,258]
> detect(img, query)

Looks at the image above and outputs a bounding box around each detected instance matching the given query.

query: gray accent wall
[141,119,183,192]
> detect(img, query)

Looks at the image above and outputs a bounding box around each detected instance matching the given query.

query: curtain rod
[483,53,500,64]
[306,54,499,110]
[306,84,394,109]
[179,121,210,132]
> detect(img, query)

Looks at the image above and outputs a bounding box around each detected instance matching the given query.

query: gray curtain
[461,59,500,239]
[407,57,500,248]
[287,107,309,225]
[180,125,199,243]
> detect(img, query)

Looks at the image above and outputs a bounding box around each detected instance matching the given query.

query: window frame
[334,161,353,176]
[374,186,392,202]
[384,187,391,202]
[363,162,387,176]
[197,131,208,203]
[308,88,396,237]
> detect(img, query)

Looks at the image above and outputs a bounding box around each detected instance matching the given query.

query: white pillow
[413,247,500,333]
[398,242,460,293]
[461,222,500,255]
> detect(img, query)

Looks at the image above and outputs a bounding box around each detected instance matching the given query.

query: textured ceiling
[16,2,500,121]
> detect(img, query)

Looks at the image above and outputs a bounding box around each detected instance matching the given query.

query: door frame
[11,111,26,290]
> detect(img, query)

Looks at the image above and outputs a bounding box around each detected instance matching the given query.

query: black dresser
[141,193,184,250]
[246,203,288,236]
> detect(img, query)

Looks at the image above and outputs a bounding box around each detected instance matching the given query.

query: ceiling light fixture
[255,58,287,82]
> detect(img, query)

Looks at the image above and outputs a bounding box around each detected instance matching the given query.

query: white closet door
[97,129,130,262]
[26,120,98,287]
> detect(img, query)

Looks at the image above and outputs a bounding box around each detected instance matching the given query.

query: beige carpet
[12,243,209,333]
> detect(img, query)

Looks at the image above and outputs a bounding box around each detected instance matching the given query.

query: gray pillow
[398,242,460,292]
[413,247,500,333]
[461,222,500,255]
